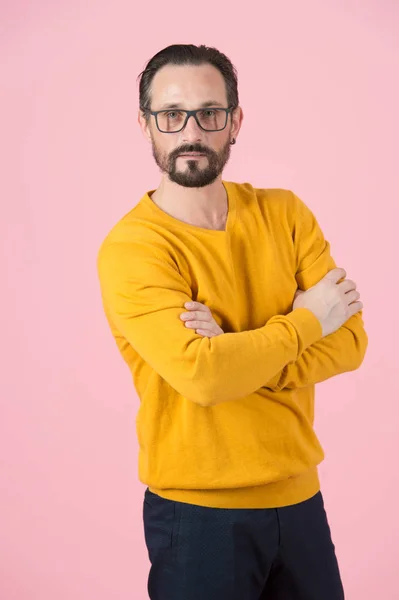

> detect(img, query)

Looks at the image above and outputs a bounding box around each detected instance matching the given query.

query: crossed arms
[97,194,368,406]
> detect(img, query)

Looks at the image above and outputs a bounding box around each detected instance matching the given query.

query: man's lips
[178,153,206,156]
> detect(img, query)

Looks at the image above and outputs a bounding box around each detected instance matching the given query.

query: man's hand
[180,301,224,337]
[293,267,363,337]
[180,267,363,341]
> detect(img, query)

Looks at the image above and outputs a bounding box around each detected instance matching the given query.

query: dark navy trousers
[143,488,345,600]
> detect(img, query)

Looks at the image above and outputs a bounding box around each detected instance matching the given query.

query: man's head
[137,44,243,188]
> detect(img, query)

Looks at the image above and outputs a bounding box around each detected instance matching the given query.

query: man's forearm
[265,311,367,391]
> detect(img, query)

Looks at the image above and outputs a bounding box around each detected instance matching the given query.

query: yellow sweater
[97,181,368,509]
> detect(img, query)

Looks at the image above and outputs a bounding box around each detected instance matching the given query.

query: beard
[151,137,233,188]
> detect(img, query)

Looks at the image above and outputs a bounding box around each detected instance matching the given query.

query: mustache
[172,146,212,157]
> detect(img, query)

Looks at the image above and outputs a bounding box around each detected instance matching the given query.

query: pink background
[1,1,398,598]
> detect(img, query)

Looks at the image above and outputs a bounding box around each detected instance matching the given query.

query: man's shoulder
[97,193,166,252]
[97,224,169,263]
[229,180,295,204]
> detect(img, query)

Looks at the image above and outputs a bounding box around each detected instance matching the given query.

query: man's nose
[181,114,204,142]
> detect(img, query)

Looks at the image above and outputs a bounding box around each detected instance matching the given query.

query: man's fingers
[184,320,213,330]
[340,279,357,293]
[184,301,210,312]
[181,302,212,322]
[181,302,224,337]
[180,310,211,321]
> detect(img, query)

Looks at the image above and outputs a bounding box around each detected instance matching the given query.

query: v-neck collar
[142,180,237,235]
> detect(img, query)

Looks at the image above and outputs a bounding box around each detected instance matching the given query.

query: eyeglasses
[141,106,235,133]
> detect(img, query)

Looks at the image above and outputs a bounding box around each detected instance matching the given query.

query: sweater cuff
[285,308,323,355]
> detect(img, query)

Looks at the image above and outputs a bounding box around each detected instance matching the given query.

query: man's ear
[231,105,244,142]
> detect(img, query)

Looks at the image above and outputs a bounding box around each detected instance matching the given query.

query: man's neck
[150,177,228,231]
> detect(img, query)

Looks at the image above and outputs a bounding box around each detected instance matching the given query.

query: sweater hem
[148,466,320,509]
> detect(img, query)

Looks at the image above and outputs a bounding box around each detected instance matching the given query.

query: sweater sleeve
[265,192,368,392]
[97,239,323,407]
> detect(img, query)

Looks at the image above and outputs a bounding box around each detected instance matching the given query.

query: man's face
[139,64,242,188]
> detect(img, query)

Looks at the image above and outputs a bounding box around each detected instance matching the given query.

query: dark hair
[137,44,239,119]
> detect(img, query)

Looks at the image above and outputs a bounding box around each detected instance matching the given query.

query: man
[97,44,368,599]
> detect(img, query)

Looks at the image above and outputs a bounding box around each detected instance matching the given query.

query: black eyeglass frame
[140,106,236,133]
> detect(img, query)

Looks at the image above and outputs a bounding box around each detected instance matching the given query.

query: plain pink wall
[1,1,398,598]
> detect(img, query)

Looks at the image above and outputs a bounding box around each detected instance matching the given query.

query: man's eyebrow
[158,100,225,110]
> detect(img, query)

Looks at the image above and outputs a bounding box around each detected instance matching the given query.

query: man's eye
[166,111,182,119]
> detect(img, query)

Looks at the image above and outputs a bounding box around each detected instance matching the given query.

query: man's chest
[176,227,298,333]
